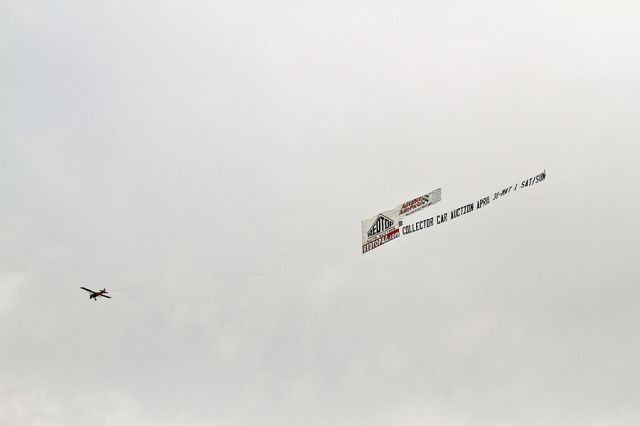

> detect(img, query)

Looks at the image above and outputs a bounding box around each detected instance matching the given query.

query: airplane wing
[100,294,112,298]
[80,287,95,293]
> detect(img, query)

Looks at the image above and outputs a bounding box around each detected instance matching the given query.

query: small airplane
[80,287,112,301]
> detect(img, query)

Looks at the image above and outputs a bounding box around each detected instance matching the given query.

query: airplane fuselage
[81,287,110,301]
[90,291,106,300]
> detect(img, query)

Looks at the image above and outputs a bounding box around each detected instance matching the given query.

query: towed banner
[361,171,547,254]
[362,188,442,254]
[399,188,442,217]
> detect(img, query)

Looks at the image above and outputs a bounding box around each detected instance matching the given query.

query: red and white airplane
[80,287,111,301]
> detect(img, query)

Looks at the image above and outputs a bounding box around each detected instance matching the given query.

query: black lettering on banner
[477,196,490,209]
[451,203,474,219]
[367,214,394,238]
[403,217,435,235]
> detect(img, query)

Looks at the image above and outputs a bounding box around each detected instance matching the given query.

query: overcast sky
[2,1,640,425]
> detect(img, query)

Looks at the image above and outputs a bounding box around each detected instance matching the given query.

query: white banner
[398,188,441,218]
[361,188,441,254]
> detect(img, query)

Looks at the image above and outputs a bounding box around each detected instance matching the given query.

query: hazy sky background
[2,1,640,425]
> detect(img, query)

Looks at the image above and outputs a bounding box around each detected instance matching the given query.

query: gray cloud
[2,0,640,424]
